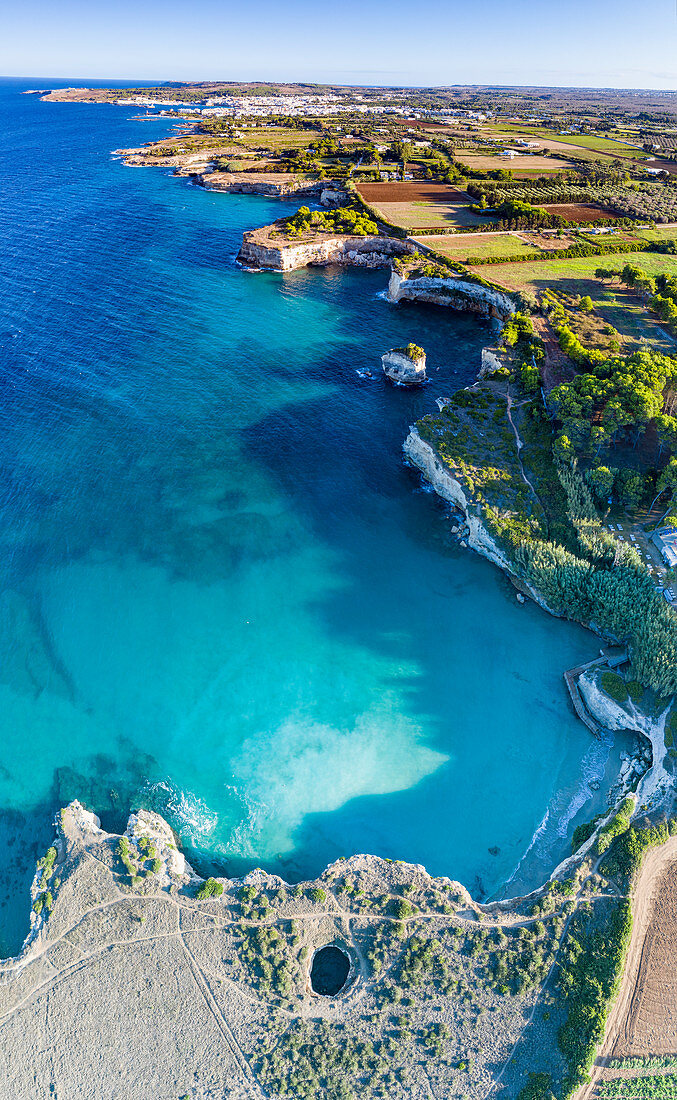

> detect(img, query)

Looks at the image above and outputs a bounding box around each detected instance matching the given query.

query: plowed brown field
[357,183,472,204]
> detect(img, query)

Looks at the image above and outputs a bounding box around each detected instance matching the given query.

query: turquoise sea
[0,79,631,954]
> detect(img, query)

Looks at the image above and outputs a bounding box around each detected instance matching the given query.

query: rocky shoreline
[403,426,671,816]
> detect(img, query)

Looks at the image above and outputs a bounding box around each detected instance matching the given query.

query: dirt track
[578,837,677,1100]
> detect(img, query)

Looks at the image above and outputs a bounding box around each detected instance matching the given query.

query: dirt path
[575,836,677,1100]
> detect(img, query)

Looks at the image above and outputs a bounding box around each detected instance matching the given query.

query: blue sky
[2,0,676,89]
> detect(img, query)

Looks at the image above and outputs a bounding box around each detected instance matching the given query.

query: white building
[652,527,677,568]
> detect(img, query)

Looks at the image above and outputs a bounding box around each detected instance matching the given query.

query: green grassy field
[634,225,677,241]
[472,250,677,290]
[479,124,645,165]
[414,231,544,260]
[473,252,677,352]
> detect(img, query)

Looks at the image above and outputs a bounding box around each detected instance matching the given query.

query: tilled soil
[357,182,472,204]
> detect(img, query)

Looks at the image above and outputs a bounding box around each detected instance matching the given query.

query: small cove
[0,79,632,956]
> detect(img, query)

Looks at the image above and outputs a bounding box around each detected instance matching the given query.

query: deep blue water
[0,79,630,955]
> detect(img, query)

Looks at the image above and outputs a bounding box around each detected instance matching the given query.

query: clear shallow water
[0,79,630,954]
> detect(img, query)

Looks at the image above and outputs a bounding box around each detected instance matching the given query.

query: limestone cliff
[199,171,330,198]
[388,269,515,321]
[403,427,511,571]
[0,800,586,1100]
[237,229,410,272]
[382,346,427,385]
[579,670,673,808]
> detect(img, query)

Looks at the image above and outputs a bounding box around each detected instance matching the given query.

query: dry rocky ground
[0,801,617,1100]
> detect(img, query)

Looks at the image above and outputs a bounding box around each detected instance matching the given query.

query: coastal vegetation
[281,205,379,239]
[415,314,677,692]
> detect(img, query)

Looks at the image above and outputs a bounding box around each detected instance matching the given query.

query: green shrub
[626,680,644,705]
[600,671,629,704]
[571,813,603,853]
[391,897,417,919]
[665,708,677,748]
[307,887,327,904]
[517,1072,557,1100]
[196,877,224,901]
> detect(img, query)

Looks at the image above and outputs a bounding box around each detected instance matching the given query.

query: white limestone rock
[382,345,427,386]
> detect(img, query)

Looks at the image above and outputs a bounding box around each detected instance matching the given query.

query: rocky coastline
[403,425,671,816]
[236,226,412,272]
[387,268,515,321]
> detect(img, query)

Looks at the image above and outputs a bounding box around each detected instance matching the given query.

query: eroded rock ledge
[237,225,411,271]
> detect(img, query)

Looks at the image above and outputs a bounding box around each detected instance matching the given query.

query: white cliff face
[382,349,427,385]
[388,270,515,321]
[237,232,409,272]
[320,188,349,206]
[403,428,511,571]
[201,172,326,198]
[578,672,657,736]
[65,800,104,837]
[480,348,505,377]
[578,671,673,807]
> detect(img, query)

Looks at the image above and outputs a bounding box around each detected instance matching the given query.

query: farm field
[469,250,677,291]
[412,231,544,261]
[454,151,576,174]
[576,228,650,245]
[580,844,677,1100]
[481,125,650,163]
[356,182,472,204]
[633,224,677,241]
[372,200,488,228]
[356,182,486,227]
[543,202,615,223]
[472,252,677,352]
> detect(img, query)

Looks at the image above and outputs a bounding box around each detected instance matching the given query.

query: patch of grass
[600,671,629,704]
[414,231,544,261]
[468,251,677,295]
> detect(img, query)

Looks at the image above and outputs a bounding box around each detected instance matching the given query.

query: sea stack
[382,343,427,385]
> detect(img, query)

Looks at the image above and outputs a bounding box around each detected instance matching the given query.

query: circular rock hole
[310,944,351,996]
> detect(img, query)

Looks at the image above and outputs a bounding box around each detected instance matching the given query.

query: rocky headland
[387,267,515,321]
[236,223,411,272]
